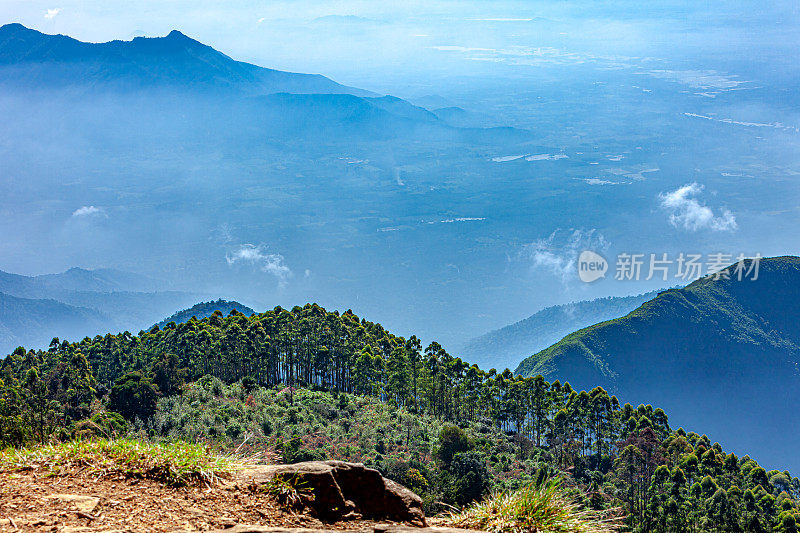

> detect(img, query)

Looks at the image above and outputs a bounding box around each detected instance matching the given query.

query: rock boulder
[234,461,425,526]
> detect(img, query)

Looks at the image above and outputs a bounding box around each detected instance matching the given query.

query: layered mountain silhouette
[460,290,660,371]
[0,267,162,295]
[0,23,370,95]
[516,256,800,471]
[0,292,108,354]
[0,24,532,143]
[0,267,203,354]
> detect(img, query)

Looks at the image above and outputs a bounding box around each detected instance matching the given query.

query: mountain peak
[0,22,27,31]
[0,24,369,95]
[165,30,193,42]
[0,22,35,38]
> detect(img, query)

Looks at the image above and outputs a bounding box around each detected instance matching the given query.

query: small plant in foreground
[0,438,246,486]
[450,478,621,533]
[265,473,315,510]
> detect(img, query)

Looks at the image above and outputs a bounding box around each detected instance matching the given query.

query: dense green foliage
[2,301,799,530]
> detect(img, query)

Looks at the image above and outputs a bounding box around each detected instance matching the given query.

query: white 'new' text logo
[578,250,608,283]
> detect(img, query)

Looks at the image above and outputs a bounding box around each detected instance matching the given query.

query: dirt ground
[0,468,382,532]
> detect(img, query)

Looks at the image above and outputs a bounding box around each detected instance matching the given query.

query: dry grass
[0,438,248,486]
[450,478,622,533]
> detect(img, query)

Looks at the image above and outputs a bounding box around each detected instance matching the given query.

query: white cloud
[44,8,61,19]
[522,228,609,283]
[226,244,292,285]
[71,205,105,218]
[659,183,737,232]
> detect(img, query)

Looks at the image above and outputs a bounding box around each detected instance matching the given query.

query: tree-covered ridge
[516,256,800,379]
[2,298,800,530]
[515,256,800,474]
[153,299,255,330]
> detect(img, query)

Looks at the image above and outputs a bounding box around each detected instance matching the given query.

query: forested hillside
[2,300,800,531]
[516,256,800,474]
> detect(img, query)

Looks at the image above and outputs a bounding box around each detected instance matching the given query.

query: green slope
[515,255,800,470]
[516,256,800,379]
[461,290,660,371]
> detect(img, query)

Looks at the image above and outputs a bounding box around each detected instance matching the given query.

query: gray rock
[235,461,425,526]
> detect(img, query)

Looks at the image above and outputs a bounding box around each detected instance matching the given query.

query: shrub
[109,372,159,421]
[451,478,621,533]
[447,451,490,506]
[74,411,128,439]
[437,425,471,465]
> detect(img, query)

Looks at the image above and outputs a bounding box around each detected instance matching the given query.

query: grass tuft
[265,473,315,510]
[450,478,621,533]
[0,438,247,486]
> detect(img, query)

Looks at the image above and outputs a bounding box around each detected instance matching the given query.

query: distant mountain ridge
[0,24,535,146]
[516,256,800,471]
[0,291,108,353]
[0,267,203,354]
[0,23,371,95]
[0,266,163,295]
[153,299,256,330]
[460,290,661,371]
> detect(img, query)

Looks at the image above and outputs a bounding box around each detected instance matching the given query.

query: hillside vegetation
[516,256,800,473]
[2,294,800,531]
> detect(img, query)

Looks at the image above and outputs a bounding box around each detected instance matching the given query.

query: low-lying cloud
[71,205,105,218]
[226,244,292,285]
[659,183,737,232]
[522,228,609,283]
